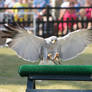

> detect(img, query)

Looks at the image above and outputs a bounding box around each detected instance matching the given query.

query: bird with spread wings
[0,24,92,64]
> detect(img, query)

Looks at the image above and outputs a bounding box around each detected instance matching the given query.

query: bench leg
[26,77,35,92]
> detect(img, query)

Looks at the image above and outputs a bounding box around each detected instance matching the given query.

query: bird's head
[45,36,58,45]
[50,36,57,44]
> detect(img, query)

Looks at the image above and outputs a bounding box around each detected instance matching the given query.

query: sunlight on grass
[0,45,92,92]
[36,81,92,89]
[0,48,16,55]
[0,85,26,92]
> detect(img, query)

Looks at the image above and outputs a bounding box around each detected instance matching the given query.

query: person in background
[4,0,17,13]
[58,0,69,20]
[59,0,81,19]
[13,0,29,25]
[84,0,92,28]
[73,0,80,14]
[4,0,17,8]
[0,0,4,8]
[85,0,92,19]
[85,0,92,6]
[33,0,51,36]
[78,0,85,6]
[58,1,77,35]
[78,9,87,28]
[33,0,50,19]
[4,0,17,23]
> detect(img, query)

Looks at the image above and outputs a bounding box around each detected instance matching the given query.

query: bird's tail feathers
[3,24,29,38]
[4,24,23,33]
[0,23,32,47]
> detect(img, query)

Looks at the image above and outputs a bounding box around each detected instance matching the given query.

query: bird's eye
[51,39,53,41]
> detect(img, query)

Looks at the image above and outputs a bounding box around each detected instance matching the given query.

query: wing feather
[11,32,46,62]
[1,24,46,62]
[57,29,92,61]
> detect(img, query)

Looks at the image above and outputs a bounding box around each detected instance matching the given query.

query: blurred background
[0,0,92,92]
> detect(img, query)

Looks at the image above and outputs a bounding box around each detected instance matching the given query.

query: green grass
[0,46,92,92]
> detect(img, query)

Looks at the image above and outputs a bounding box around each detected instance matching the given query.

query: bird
[0,24,92,65]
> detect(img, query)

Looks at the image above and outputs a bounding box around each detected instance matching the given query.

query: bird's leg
[40,56,48,65]
[54,52,59,61]
[50,52,58,64]
[40,48,49,65]
[47,53,52,60]
[53,53,62,64]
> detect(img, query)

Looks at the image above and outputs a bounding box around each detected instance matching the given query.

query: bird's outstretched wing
[57,29,92,61]
[1,24,46,62]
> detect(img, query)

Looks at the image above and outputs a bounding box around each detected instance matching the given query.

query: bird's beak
[52,40,56,44]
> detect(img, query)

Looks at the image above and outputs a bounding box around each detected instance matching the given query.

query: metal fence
[0,12,36,32]
[0,6,92,38]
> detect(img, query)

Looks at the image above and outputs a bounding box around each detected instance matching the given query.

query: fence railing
[0,6,92,38]
[0,12,36,31]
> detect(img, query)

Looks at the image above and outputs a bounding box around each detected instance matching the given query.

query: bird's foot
[47,53,52,60]
[54,53,59,60]
[52,53,62,65]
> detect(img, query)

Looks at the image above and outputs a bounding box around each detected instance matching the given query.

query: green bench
[18,65,92,92]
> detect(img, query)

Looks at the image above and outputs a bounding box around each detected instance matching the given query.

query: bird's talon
[54,53,59,61]
[47,53,52,60]
[56,53,59,57]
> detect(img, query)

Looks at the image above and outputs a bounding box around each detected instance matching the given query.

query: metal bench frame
[26,74,92,92]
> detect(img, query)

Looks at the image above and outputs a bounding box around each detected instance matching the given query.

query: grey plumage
[0,24,92,64]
